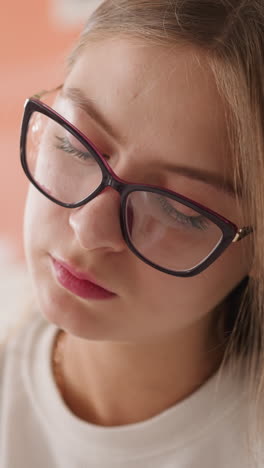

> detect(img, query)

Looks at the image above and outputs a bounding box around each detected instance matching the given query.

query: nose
[68,187,127,253]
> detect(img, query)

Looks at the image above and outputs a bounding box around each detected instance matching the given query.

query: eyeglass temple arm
[232,226,253,243]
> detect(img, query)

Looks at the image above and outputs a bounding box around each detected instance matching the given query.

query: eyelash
[55,136,91,160]
[157,196,209,231]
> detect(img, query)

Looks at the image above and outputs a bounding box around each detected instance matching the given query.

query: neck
[53,317,225,427]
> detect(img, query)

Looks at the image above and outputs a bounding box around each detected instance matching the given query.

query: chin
[34,280,115,340]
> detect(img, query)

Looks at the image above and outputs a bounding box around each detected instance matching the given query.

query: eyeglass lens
[26,111,223,272]
[26,111,103,205]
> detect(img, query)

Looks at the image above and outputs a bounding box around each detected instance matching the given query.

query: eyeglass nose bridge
[100,166,131,200]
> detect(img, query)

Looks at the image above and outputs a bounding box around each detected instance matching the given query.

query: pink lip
[51,257,116,300]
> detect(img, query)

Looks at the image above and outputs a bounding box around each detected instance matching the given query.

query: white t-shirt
[0,312,256,467]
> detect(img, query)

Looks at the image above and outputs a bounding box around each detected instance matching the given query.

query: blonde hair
[68,0,264,462]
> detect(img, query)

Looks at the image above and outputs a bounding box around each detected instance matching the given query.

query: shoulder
[0,309,55,422]
[0,310,57,466]
[0,310,39,386]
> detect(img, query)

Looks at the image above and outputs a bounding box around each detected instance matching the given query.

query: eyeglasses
[20,89,253,277]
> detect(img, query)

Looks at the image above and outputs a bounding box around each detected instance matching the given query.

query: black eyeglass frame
[20,96,253,277]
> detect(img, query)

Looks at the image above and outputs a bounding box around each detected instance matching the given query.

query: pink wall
[1,1,80,258]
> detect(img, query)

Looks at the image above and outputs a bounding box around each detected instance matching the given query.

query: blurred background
[0,0,101,336]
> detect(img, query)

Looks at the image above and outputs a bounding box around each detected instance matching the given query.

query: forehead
[64,37,230,179]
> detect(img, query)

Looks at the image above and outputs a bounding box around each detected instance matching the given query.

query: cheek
[214,237,252,282]
[133,240,251,332]
[23,186,68,262]
[192,241,251,310]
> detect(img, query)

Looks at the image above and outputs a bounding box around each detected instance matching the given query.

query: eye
[156,195,210,231]
[54,136,93,161]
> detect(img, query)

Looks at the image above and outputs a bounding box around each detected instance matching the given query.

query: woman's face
[24,38,252,342]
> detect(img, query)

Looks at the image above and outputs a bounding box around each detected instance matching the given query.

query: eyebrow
[159,162,239,197]
[62,87,119,141]
[62,87,239,198]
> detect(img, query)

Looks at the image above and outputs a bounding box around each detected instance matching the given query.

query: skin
[24,38,252,426]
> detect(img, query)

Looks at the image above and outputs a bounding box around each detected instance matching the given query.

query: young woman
[1,1,263,467]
